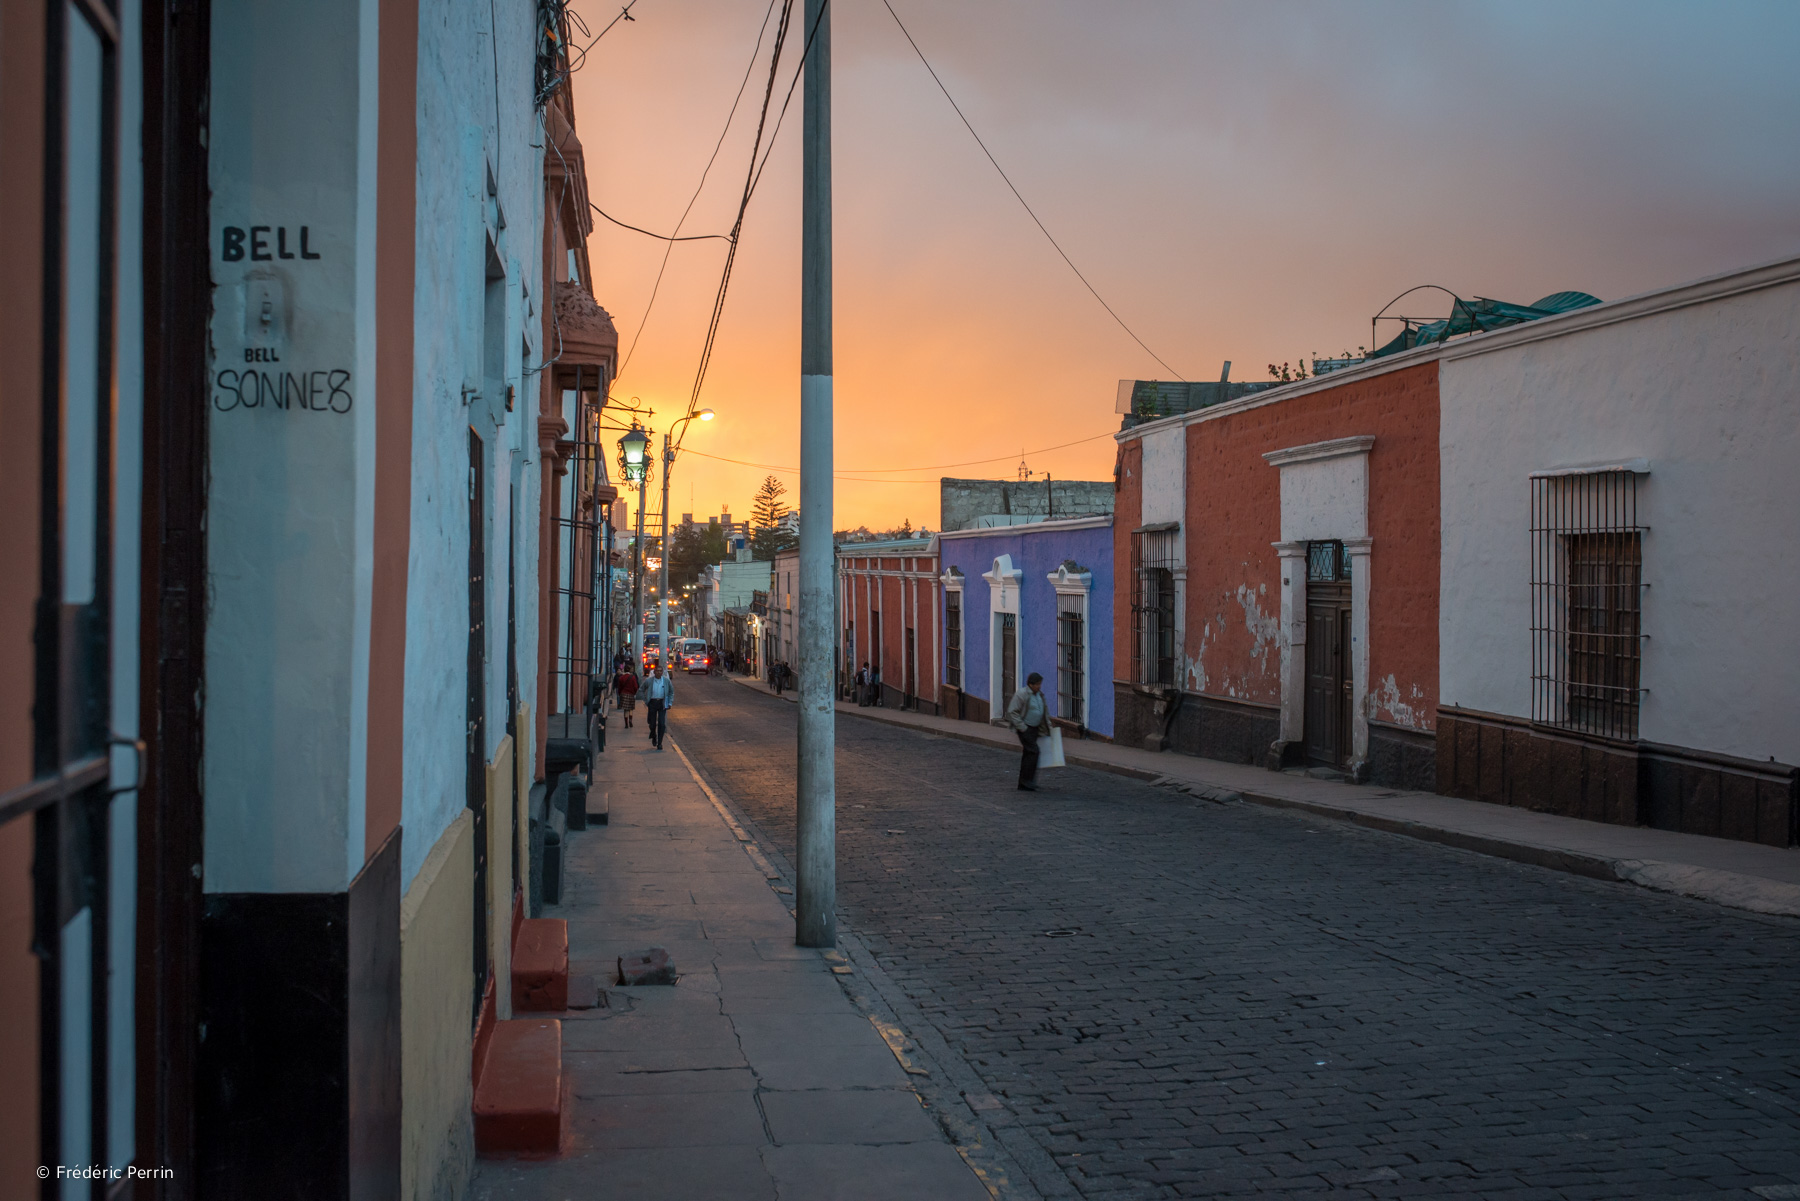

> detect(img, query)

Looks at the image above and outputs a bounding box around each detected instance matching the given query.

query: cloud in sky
[570,0,1800,528]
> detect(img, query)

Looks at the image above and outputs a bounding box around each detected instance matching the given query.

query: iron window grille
[1530,470,1645,740]
[1058,603,1085,725]
[553,365,609,713]
[945,591,962,689]
[1308,540,1351,582]
[1131,527,1180,686]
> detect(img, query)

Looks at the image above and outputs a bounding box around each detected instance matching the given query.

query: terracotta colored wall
[1183,364,1439,728]
[1111,439,1142,682]
[840,553,937,696]
[366,0,417,860]
[0,0,46,1182]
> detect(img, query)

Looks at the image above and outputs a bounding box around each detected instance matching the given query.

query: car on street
[677,638,711,673]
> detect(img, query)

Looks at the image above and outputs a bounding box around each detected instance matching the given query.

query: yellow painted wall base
[487,735,515,1021]
[400,809,474,1201]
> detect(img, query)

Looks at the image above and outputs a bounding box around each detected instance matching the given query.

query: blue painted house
[937,516,1115,739]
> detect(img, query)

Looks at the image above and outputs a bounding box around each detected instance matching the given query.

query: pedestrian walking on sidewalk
[1005,671,1052,791]
[855,662,871,706]
[642,664,674,750]
[869,664,884,707]
[611,662,640,728]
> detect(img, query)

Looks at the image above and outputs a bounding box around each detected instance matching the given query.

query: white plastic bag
[1040,726,1066,769]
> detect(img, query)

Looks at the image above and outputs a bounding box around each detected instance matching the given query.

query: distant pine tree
[750,475,796,560]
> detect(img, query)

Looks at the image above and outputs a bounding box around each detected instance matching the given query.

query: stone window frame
[939,567,965,691]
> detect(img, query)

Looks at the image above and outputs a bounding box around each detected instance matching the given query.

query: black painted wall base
[1439,707,1797,847]
[1113,683,1436,792]
[1367,721,1437,792]
[199,827,402,1201]
[1113,683,1280,766]
[939,687,989,725]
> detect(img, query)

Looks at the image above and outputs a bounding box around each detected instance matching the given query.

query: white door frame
[982,554,1023,715]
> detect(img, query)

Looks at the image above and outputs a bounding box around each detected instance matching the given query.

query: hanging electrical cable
[609,0,780,381]
[879,0,1185,381]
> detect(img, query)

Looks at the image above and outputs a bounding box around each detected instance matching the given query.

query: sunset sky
[567,0,1800,531]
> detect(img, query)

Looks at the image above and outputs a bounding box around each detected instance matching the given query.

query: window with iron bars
[1130,526,1180,686]
[1530,470,1645,740]
[1057,601,1085,725]
[944,590,962,689]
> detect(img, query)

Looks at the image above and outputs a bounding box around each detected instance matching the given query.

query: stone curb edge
[726,674,1800,920]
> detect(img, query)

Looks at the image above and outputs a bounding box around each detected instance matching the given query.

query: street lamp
[618,423,650,482]
[657,408,717,673]
[618,421,653,665]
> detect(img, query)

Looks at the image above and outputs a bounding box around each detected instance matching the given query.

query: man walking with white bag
[1005,671,1054,792]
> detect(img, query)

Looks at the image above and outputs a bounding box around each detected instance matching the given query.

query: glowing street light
[618,423,650,482]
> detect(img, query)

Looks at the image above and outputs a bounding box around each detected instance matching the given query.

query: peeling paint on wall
[1372,673,1427,729]
[1237,583,1280,669]
[1188,620,1211,694]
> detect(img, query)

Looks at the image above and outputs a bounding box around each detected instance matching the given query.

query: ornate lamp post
[618,423,652,662]
[657,409,714,669]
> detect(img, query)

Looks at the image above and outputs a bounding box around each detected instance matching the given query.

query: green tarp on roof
[1370,291,1601,359]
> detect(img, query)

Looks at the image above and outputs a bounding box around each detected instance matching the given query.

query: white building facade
[1436,254,1800,846]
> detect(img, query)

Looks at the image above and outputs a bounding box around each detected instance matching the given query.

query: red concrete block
[473,1018,563,1156]
[512,917,568,1012]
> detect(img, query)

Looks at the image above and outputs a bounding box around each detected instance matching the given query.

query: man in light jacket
[642,664,675,751]
[1004,671,1053,792]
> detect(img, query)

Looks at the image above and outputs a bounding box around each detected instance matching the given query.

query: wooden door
[1000,613,1017,701]
[1304,585,1351,768]
[904,627,916,708]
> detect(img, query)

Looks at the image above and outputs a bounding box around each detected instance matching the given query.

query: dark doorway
[1303,541,1352,769]
[138,0,213,1185]
[999,612,1017,702]
[467,430,488,1022]
[903,627,916,709]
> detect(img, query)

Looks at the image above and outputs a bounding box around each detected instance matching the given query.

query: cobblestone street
[672,677,1800,1200]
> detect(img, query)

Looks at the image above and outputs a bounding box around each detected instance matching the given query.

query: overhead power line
[590,203,732,243]
[613,0,780,380]
[681,429,1118,478]
[673,0,831,452]
[879,0,1185,382]
[674,0,801,439]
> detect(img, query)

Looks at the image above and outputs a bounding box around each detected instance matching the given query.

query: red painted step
[473,1018,563,1155]
[512,917,568,1012]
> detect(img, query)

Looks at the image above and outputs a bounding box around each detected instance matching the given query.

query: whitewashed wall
[403,0,546,891]
[1139,423,1185,526]
[205,0,378,892]
[1439,258,1800,765]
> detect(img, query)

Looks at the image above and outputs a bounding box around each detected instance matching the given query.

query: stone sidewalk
[732,674,1800,918]
[471,729,991,1201]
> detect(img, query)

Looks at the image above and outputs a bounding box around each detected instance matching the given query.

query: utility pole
[632,460,649,664]
[796,0,836,948]
[658,433,673,668]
